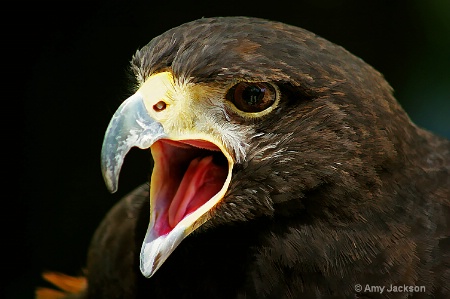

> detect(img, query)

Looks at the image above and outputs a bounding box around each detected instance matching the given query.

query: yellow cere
[138,71,176,122]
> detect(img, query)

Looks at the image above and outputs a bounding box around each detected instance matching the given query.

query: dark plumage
[39,17,450,298]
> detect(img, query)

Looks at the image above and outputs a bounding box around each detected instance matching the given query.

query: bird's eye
[226,82,278,113]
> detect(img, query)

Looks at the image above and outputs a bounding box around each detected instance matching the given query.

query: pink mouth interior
[151,139,228,236]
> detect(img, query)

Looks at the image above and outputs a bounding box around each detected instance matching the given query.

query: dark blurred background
[7,0,449,298]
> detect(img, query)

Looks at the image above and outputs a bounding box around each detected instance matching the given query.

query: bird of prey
[37,16,450,299]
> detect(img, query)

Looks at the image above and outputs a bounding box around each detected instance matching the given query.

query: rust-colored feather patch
[35,288,67,299]
[35,272,87,299]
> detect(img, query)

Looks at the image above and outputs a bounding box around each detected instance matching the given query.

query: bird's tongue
[168,155,226,229]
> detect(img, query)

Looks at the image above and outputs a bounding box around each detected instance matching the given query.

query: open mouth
[99,72,236,277]
[150,139,230,237]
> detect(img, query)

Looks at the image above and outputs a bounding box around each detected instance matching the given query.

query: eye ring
[225,82,279,114]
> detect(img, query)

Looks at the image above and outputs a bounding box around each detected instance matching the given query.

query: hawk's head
[101,16,416,278]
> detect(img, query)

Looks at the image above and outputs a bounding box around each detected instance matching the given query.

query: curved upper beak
[99,72,234,278]
[101,93,166,193]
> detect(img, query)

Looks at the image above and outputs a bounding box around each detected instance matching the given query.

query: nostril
[153,101,167,112]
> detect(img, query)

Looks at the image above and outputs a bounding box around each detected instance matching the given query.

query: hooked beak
[101,72,234,277]
[101,92,167,193]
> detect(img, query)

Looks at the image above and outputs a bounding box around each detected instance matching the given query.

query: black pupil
[242,85,265,105]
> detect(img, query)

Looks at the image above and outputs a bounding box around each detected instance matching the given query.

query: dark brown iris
[226,82,276,113]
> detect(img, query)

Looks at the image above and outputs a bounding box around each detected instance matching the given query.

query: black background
[6,0,450,298]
